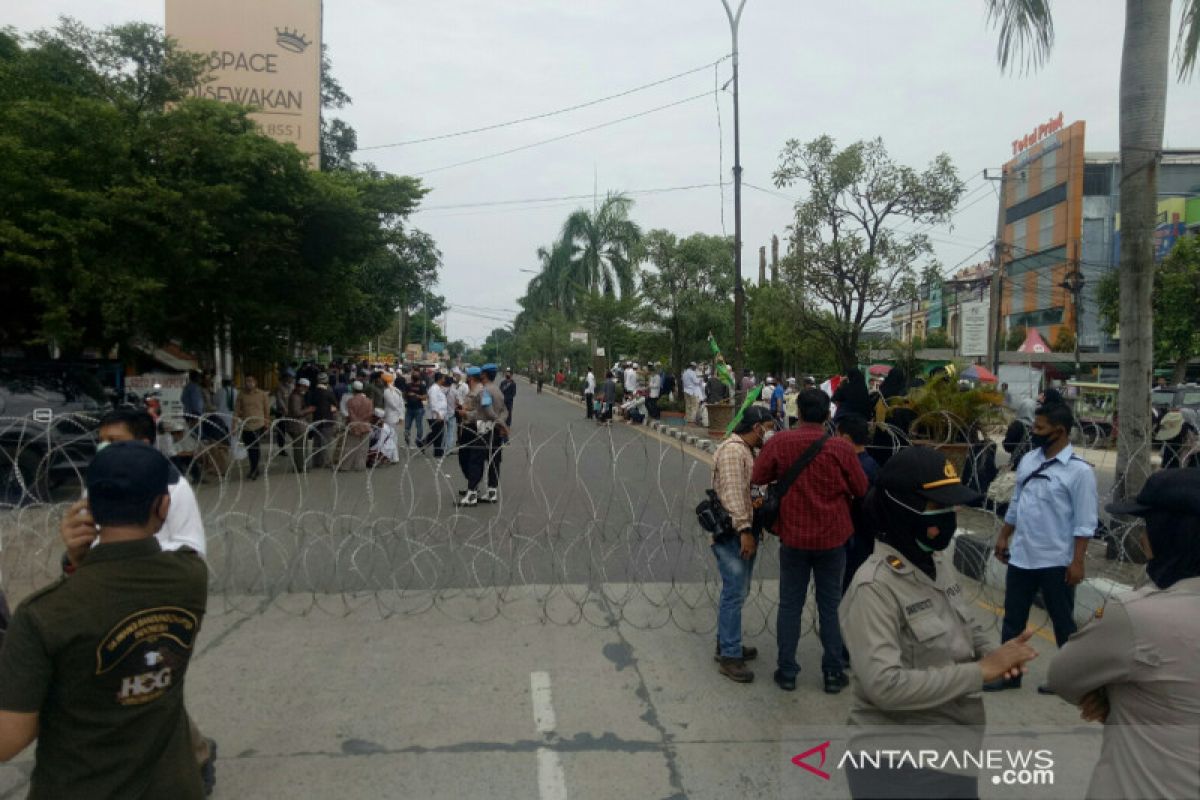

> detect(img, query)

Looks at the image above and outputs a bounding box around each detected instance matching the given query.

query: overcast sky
[10,1,1200,346]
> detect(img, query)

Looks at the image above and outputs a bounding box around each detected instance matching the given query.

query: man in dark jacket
[499,370,517,426]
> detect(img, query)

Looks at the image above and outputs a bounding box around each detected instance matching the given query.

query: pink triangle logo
[792,741,832,780]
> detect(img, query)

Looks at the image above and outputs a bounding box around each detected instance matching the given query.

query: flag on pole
[706,333,736,389]
[726,384,764,435]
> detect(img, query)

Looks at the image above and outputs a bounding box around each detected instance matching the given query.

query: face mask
[885,490,958,552]
[1030,429,1061,450]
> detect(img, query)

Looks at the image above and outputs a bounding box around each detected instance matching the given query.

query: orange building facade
[998,118,1086,347]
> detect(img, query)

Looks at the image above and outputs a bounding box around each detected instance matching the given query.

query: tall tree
[772,135,964,370]
[1098,235,1200,383]
[640,230,734,382]
[560,193,642,299]
[982,0,1200,495]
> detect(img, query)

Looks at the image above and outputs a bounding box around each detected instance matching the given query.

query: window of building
[1011,218,1027,248]
[1008,307,1065,329]
[1008,245,1067,277]
[1041,148,1058,192]
[1009,278,1024,311]
[1006,182,1067,225]
[1036,208,1056,250]
[1083,164,1113,196]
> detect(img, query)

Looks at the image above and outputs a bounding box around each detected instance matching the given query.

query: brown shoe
[713,644,758,662]
[718,657,754,683]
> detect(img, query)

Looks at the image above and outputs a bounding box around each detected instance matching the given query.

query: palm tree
[560,193,643,300]
[984,0,1199,497]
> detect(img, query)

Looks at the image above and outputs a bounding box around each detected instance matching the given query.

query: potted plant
[899,374,1005,472]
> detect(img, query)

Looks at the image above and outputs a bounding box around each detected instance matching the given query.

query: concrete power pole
[770,234,779,284]
[758,246,767,285]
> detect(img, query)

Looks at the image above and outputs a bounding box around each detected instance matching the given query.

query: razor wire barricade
[0,411,1156,639]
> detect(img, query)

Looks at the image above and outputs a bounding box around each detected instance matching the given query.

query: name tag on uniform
[905,599,934,616]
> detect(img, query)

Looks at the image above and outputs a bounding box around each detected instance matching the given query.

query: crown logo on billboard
[275,27,311,53]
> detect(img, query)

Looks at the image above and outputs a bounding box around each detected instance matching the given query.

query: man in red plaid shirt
[752,388,868,694]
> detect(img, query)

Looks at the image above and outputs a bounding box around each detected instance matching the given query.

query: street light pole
[720,0,747,393]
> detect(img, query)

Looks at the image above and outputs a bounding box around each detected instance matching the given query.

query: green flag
[706,333,736,389]
[726,384,763,435]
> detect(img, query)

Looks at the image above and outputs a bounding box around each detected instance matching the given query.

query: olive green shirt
[0,538,207,799]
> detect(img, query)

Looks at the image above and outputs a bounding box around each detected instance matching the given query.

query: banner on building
[959,301,991,357]
[166,0,323,168]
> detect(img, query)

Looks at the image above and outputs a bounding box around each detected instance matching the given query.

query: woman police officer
[839,446,1038,799]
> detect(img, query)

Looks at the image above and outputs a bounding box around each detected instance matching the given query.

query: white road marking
[530,671,567,800]
[530,671,557,733]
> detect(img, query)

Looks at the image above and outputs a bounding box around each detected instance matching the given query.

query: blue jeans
[404,408,424,443]
[445,417,457,451]
[711,536,757,659]
[1001,564,1077,647]
[777,543,846,677]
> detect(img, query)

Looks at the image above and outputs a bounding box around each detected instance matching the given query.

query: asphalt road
[190,380,746,596]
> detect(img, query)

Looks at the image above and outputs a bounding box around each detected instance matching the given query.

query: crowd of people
[706,381,1199,798]
[167,361,518,491]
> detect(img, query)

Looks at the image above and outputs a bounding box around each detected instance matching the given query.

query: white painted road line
[530,671,567,800]
[530,670,558,733]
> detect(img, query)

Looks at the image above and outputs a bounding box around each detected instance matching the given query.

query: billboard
[959,301,990,357]
[166,0,322,168]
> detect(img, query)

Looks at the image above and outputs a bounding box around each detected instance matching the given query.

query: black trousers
[241,428,264,474]
[584,392,594,418]
[423,418,447,457]
[505,400,514,427]
[458,425,485,491]
[646,396,660,419]
[1001,564,1077,647]
[484,427,503,489]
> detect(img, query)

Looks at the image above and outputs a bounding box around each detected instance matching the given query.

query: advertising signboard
[166,0,322,167]
[959,301,991,357]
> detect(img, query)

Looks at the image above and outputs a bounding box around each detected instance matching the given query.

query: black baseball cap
[1106,469,1200,517]
[734,405,774,433]
[86,441,170,526]
[877,446,981,506]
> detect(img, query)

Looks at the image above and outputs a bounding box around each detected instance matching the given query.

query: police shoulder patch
[885,555,905,572]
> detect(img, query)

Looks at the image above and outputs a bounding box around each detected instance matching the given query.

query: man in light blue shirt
[986,402,1097,694]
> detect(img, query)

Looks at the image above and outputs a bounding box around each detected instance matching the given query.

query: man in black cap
[840,446,1038,799]
[0,442,208,798]
[1046,469,1200,800]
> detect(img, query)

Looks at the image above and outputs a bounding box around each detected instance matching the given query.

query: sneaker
[983,676,1022,692]
[772,669,796,692]
[718,657,754,683]
[823,670,849,694]
[200,738,217,796]
[480,488,499,503]
[713,644,758,662]
[455,491,479,507]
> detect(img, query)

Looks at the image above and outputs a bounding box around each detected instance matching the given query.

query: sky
[9,1,1200,347]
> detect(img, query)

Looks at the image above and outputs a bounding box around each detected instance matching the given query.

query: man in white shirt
[683,361,705,426]
[647,363,662,419]
[421,373,452,457]
[584,369,597,419]
[624,363,639,395]
[58,407,216,792]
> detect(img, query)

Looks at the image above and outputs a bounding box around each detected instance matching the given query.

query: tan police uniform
[839,541,995,755]
[1046,576,1200,800]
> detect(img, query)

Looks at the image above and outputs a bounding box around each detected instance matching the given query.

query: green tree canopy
[772,135,964,370]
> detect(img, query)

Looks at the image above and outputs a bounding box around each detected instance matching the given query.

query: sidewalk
[0,584,1094,800]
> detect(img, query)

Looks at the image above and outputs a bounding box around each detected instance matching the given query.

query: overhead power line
[413,182,721,213]
[413,91,715,175]
[358,56,729,152]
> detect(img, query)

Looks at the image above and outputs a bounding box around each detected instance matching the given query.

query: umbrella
[868,364,892,377]
[963,365,997,383]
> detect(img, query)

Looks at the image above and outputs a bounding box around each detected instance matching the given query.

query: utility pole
[985,167,1007,375]
[720,0,747,393]
[1061,240,1085,377]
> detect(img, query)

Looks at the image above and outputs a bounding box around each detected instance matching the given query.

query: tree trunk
[1173,355,1189,386]
[1115,0,1170,500]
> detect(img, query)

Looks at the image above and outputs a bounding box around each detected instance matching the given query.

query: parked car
[0,367,105,503]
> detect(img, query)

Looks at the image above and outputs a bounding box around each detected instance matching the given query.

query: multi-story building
[892,262,994,348]
[996,115,1200,353]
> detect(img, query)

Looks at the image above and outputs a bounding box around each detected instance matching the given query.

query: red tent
[1017,328,1051,355]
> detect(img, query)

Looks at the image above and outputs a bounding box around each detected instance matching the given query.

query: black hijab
[836,368,872,417]
[878,368,907,400]
[1144,510,1200,589]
